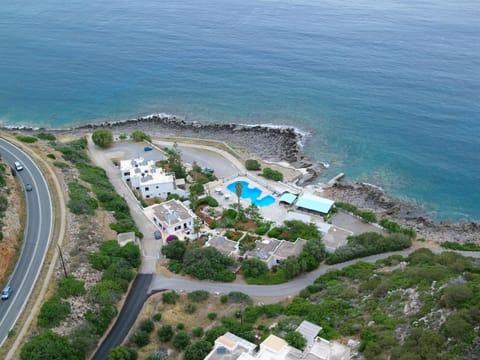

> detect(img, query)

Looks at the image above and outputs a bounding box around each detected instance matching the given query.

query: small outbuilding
[279,192,297,205]
[296,192,334,215]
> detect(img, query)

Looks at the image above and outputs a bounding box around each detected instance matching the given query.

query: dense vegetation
[54,137,142,237]
[92,129,113,148]
[245,159,261,171]
[21,136,142,359]
[162,242,235,282]
[131,130,151,142]
[326,232,412,264]
[268,220,321,241]
[442,241,480,251]
[0,162,8,241]
[261,167,283,181]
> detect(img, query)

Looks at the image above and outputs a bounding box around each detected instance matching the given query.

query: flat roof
[296,193,334,214]
[279,192,297,204]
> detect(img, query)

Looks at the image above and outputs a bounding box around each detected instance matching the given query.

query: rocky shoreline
[7,115,479,244]
[323,182,480,244]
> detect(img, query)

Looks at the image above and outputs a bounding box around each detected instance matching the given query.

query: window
[145,187,149,191]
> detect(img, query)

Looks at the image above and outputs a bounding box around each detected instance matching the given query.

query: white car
[14,161,23,171]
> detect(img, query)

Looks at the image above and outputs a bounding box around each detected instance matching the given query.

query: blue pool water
[227,181,275,207]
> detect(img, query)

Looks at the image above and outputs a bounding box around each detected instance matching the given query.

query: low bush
[441,241,480,251]
[162,291,180,305]
[47,153,56,159]
[184,303,197,314]
[57,277,86,298]
[187,290,210,302]
[208,313,217,320]
[327,232,412,265]
[245,159,261,171]
[38,296,71,328]
[53,161,69,169]
[157,325,174,342]
[261,167,283,181]
[36,132,56,141]
[139,319,155,333]
[16,135,37,143]
[85,304,117,335]
[133,330,150,347]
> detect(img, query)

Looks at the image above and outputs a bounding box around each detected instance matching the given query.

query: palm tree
[235,181,243,211]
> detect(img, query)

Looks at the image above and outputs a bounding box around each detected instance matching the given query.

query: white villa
[244,238,307,269]
[120,157,185,199]
[148,199,196,239]
[205,321,350,360]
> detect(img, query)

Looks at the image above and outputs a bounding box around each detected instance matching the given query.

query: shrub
[242,258,269,278]
[182,247,235,282]
[133,330,150,347]
[53,161,69,169]
[208,312,217,320]
[139,319,155,333]
[441,284,473,308]
[184,340,212,360]
[152,313,162,322]
[245,159,261,171]
[261,167,283,181]
[87,280,124,305]
[285,331,306,350]
[359,211,377,223]
[157,325,174,342]
[38,296,71,328]
[173,331,191,350]
[92,128,113,148]
[220,295,228,304]
[47,153,56,159]
[192,327,204,337]
[162,291,180,305]
[20,330,82,360]
[85,304,117,335]
[187,290,209,303]
[16,135,37,143]
[57,277,86,298]
[192,196,218,210]
[36,133,56,141]
[441,241,480,251]
[131,130,151,142]
[326,232,412,265]
[70,322,99,357]
[184,303,197,314]
[108,346,138,360]
[228,292,253,305]
[177,323,185,330]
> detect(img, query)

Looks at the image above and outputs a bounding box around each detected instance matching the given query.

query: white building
[149,199,196,238]
[120,157,185,199]
[206,321,350,360]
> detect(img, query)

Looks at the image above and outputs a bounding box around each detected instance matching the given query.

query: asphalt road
[92,274,152,360]
[0,139,53,346]
[149,249,480,298]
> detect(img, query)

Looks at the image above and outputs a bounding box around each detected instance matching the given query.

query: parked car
[144,146,153,152]
[154,230,162,240]
[1,285,12,300]
[25,183,33,192]
[14,161,23,171]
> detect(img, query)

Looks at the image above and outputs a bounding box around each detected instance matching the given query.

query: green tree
[157,325,174,342]
[20,331,82,360]
[38,295,71,328]
[245,159,261,171]
[184,340,212,360]
[92,129,114,148]
[235,181,243,212]
[165,143,186,179]
[139,319,155,333]
[241,258,269,278]
[442,313,474,342]
[108,346,137,360]
[162,291,180,305]
[182,246,235,282]
[131,130,151,142]
[57,277,86,298]
[173,330,191,349]
[285,331,307,350]
[133,330,150,347]
[441,284,473,308]
[261,167,283,181]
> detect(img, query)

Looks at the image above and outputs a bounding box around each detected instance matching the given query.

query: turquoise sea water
[227,181,275,207]
[1,0,479,220]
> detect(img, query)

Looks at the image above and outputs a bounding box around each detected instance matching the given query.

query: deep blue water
[227,181,275,207]
[1,0,479,220]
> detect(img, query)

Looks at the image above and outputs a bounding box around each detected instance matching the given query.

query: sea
[1,0,479,221]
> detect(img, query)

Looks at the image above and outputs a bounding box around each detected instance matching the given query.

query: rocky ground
[323,183,480,244]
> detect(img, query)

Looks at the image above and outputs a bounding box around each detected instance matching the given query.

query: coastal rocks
[76,116,304,163]
[324,182,480,244]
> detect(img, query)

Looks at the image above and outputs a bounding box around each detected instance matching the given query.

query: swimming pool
[227,181,275,207]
